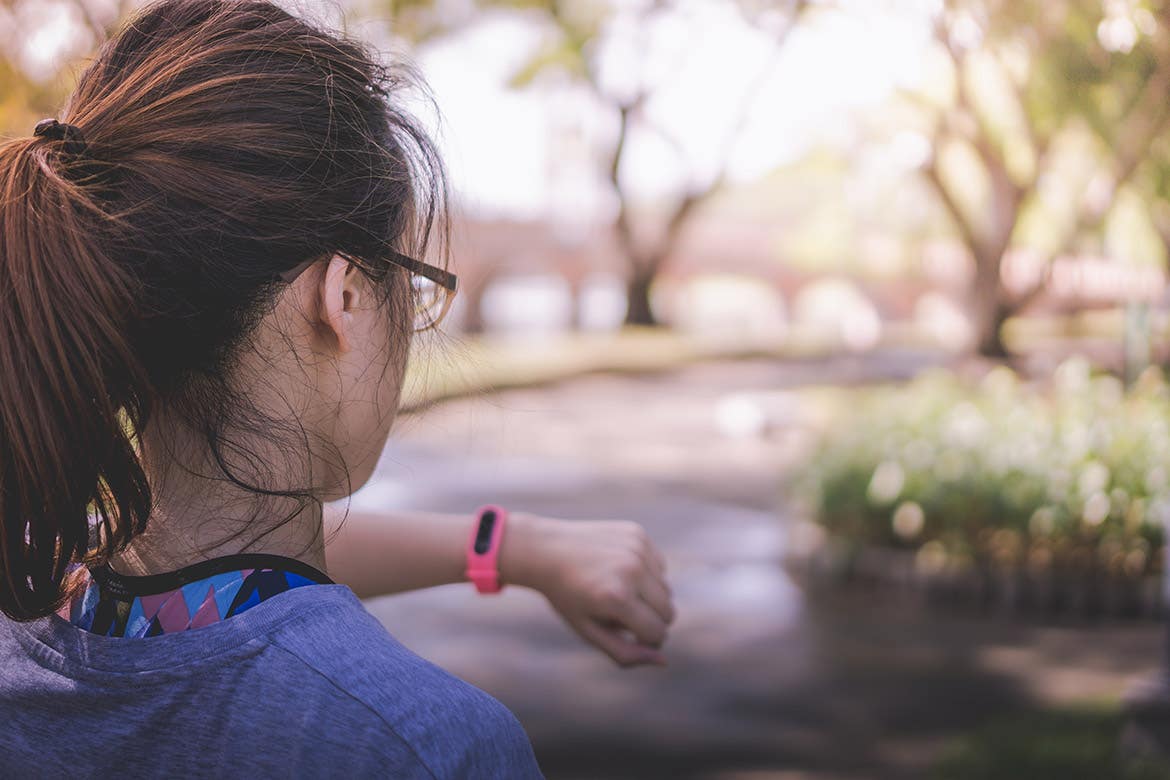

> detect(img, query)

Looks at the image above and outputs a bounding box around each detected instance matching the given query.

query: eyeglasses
[279,250,458,333]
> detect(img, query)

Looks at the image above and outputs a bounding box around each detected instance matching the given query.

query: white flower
[1078,461,1110,498]
[893,501,926,540]
[1082,492,1111,527]
[1030,507,1056,537]
[867,460,905,505]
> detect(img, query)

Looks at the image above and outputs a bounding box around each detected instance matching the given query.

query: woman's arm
[323,505,676,667]
[322,505,544,598]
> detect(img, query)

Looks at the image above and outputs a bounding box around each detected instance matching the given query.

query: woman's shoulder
[263,585,545,779]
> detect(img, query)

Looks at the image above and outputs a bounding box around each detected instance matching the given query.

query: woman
[0,0,674,775]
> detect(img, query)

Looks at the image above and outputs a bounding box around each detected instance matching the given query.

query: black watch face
[474,510,498,555]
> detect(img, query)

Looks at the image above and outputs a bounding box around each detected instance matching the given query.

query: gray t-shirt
[0,584,545,778]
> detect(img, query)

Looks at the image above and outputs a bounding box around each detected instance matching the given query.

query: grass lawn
[398,325,855,410]
[397,307,1170,412]
[934,704,1170,780]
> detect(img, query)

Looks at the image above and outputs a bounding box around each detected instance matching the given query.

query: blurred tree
[0,0,134,135]
[910,0,1170,357]
[1140,124,1170,278]
[4,0,818,330]
[523,0,816,326]
[384,0,815,326]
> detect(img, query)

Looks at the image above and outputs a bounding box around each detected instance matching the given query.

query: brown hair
[0,0,449,620]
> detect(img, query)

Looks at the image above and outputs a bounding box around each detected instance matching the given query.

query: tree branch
[935,14,1024,204]
[1033,17,1170,287]
[607,97,650,276]
[922,140,985,260]
[639,0,813,276]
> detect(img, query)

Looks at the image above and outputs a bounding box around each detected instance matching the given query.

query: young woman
[0,0,674,775]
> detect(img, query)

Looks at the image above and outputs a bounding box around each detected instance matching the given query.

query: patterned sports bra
[58,553,334,639]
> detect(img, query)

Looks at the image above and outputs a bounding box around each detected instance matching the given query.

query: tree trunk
[624,271,658,327]
[974,306,1011,358]
[971,250,1011,358]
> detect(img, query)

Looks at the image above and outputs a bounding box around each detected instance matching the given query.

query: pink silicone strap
[466,505,508,594]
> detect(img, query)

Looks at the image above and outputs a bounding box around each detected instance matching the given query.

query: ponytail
[0,136,152,620]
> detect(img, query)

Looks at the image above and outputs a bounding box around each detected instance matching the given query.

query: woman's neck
[109,501,327,577]
[109,413,328,578]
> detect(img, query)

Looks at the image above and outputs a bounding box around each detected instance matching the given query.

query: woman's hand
[500,514,676,668]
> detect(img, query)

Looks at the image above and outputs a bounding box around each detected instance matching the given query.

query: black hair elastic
[33,118,88,156]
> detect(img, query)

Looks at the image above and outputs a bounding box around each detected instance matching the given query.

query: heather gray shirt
[0,585,544,779]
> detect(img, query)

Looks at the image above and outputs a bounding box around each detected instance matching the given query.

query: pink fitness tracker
[466,505,508,594]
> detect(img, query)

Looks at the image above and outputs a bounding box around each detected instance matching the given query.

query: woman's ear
[321,254,359,354]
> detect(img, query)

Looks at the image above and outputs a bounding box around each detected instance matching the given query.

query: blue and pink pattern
[59,565,325,638]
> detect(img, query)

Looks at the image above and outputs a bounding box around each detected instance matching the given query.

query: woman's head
[0,0,450,619]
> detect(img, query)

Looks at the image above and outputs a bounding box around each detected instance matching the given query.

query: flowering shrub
[798,359,1170,582]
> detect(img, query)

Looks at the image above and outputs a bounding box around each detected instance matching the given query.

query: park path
[353,352,1162,780]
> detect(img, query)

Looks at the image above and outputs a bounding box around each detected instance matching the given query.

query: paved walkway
[353,352,1163,779]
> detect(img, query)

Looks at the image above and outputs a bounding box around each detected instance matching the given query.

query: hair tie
[33,118,88,156]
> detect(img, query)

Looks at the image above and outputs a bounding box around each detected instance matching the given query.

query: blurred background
[11,0,1170,777]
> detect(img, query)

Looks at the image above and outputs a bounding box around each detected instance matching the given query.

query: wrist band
[466,505,508,594]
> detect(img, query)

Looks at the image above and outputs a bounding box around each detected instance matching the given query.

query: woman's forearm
[325,504,676,667]
[322,505,547,599]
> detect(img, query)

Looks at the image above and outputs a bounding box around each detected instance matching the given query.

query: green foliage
[936,0,1165,165]
[1027,1,1161,144]
[0,41,75,137]
[507,38,588,88]
[934,705,1170,780]
[798,359,1170,578]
